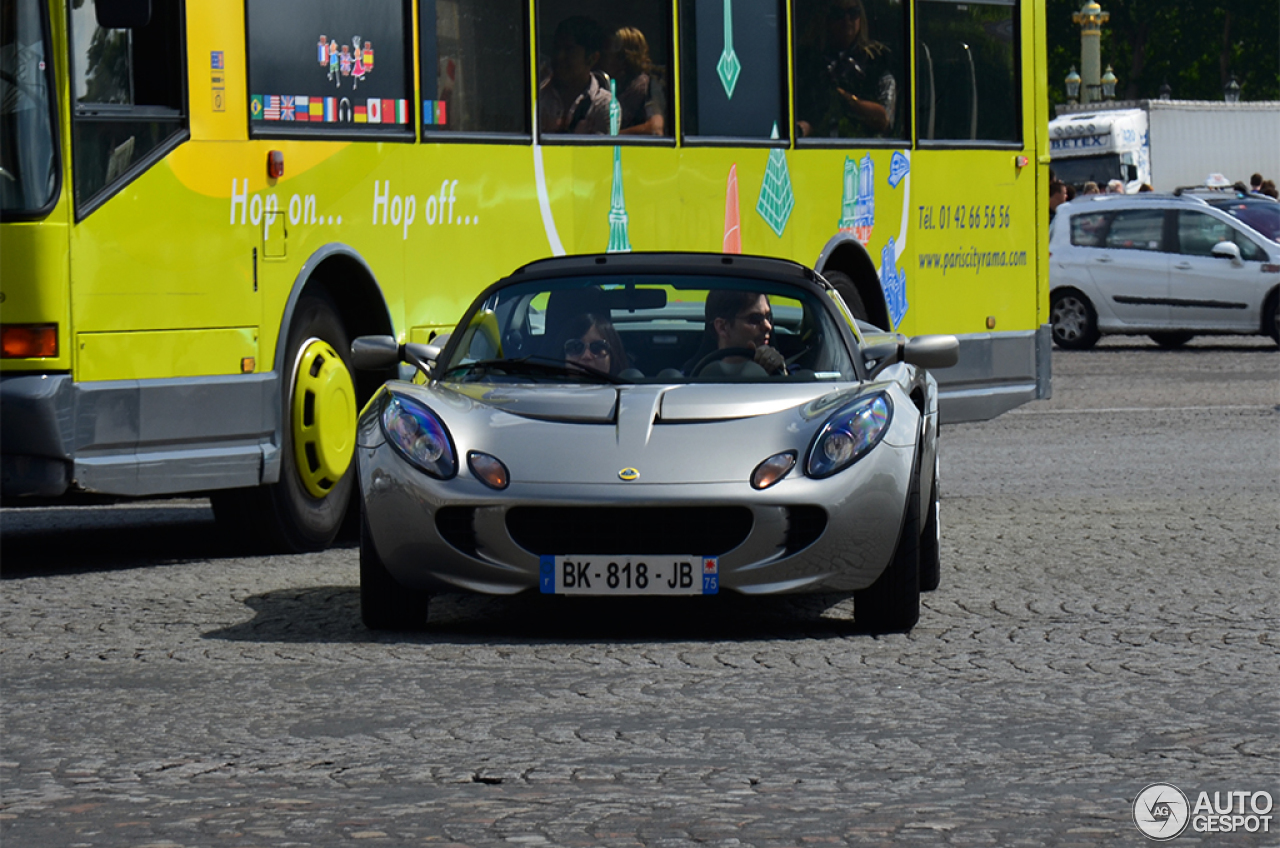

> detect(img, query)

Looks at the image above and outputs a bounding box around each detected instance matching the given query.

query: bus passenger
[795,0,897,139]
[599,27,667,136]
[539,16,612,135]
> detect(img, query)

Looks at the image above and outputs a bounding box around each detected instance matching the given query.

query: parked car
[1049,191,1280,349]
[350,253,958,634]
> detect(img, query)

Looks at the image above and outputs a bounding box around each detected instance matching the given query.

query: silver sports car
[352,253,958,633]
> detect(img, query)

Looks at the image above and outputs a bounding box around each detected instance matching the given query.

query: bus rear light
[1,324,58,358]
[267,150,284,179]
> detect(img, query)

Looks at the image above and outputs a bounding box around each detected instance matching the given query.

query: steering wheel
[691,347,757,375]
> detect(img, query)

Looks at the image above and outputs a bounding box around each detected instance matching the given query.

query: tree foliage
[1047,0,1279,106]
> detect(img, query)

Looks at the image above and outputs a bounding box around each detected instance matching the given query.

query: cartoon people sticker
[316,34,372,90]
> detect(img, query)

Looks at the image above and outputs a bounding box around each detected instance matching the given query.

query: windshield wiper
[444,356,624,384]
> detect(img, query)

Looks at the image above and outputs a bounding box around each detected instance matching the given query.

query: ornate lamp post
[1073,2,1109,104]
[1065,66,1081,104]
[1158,80,1172,100]
[1223,75,1241,104]
[1101,65,1117,100]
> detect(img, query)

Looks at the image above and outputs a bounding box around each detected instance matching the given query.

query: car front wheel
[360,512,431,630]
[1051,290,1100,350]
[854,466,921,633]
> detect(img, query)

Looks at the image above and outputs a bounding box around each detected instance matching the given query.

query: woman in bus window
[599,27,667,136]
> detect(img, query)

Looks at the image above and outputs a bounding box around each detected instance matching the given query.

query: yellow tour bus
[1,0,1051,550]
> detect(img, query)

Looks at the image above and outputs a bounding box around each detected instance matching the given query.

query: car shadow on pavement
[0,501,357,578]
[202,586,877,644]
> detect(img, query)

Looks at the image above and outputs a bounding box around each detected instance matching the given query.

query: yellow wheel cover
[291,338,356,498]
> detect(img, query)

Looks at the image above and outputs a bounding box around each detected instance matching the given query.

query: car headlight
[806,393,892,478]
[380,393,457,479]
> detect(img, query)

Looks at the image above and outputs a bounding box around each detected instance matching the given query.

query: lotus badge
[618,467,640,481]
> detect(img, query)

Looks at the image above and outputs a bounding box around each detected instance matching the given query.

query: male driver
[701,290,787,376]
[538,16,611,135]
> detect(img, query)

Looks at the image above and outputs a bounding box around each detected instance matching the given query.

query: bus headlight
[380,393,457,479]
[806,393,892,478]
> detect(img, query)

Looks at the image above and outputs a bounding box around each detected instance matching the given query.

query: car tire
[1264,290,1280,347]
[1050,290,1100,350]
[212,292,357,552]
[1149,332,1194,348]
[919,456,941,592]
[854,461,921,634]
[823,270,870,324]
[360,512,431,630]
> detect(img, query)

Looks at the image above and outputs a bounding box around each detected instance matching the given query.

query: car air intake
[505,507,753,556]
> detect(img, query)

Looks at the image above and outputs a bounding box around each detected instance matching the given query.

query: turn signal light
[1,324,58,358]
[468,451,510,490]
[267,150,284,179]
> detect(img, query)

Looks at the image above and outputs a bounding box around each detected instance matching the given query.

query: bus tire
[1050,289,1100,350]
[823,270,870,323]
[854,462,921,634]
[215,293,357,552]
[361,511,431,630]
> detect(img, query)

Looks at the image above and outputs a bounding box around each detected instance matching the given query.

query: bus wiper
[445,356,624,384]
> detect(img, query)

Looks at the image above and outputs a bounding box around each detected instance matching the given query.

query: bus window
[914,0,1020,145]
[0,0,60,218]
[793,0,909,143]
[536,0,673,139]
[420,0,530,136]
[69,0,186,215]
[680,0,787,141]
[246,0,413,137]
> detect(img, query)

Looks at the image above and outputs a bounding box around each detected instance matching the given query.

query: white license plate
[540,556,719,595]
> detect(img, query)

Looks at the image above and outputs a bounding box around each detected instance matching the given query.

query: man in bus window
[795,0,897,139]
[539,16,611,135]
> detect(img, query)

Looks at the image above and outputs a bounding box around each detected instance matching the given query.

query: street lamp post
[1101,65,1117,100]
[1073,2,1110,105]
[1224,75,1241,104]
[1065,66,1081,104]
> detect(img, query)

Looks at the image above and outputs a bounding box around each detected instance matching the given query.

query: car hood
[391,380,876,485]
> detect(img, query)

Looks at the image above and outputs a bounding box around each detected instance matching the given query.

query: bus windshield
[0,0,58,216]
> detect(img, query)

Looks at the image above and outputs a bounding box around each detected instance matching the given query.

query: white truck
[1049,100,1280,193]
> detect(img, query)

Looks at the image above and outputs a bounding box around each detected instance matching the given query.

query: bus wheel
[823,270,869,323]
[215,293,357,552]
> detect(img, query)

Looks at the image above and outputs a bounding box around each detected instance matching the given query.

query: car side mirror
[351,335,399,370]
[903,335,960,370]
[1211,241,1244,266]
[862,335,958,378]
[352,334,448,378]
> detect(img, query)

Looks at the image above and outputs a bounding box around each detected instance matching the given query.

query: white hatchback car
[1049,191,1280,348]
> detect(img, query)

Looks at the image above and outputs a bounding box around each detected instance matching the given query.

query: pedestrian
[1049,179,1068,220]
[1106,179,1124,194]
[1081,181,1100,195]
[1250,173,1264,193]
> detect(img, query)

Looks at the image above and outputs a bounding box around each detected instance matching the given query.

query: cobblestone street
[2,339,1278,846]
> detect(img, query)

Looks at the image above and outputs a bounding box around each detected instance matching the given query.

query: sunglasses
[564,338,611,357]
[734,311,774,327]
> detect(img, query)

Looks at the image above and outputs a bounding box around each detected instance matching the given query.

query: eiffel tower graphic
[606,79,632,253]
[717,0,740,98]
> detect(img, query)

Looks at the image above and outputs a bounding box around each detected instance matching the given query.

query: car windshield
[1203,198,1280,243]
[439,274,859,385]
